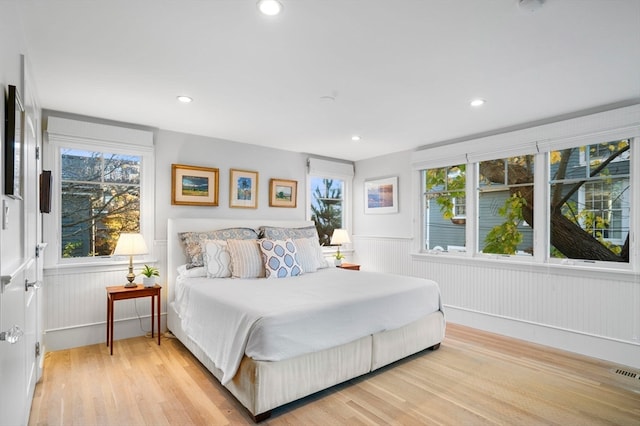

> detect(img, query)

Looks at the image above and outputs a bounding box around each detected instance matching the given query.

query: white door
[0,271,28,426]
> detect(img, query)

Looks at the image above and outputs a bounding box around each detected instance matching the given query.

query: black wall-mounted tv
[5,84,24,199]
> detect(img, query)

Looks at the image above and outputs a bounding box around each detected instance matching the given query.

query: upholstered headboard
[167,218,314,302]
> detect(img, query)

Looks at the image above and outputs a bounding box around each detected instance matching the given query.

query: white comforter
[174,268,442,385]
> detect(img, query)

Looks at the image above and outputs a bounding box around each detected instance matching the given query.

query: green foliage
[311,179,343,246]
[139,265,159,278]
[483,193,526,254]
[425,165,465,219]
[62,241,83,258]
[334,252,345,260]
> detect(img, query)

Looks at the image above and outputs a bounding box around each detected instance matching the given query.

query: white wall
[353,150,413,238]
[154,129,307,241]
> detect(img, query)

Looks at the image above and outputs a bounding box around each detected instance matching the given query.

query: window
[309,177,344,245]
[423,164,466,251]
[306,157,354,246]
[44,117,154,266]
[61,149,141,258]
[478,155,534,256]
[549,140,630,262]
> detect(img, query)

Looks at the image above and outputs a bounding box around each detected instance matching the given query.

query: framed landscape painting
[230,169,258,208]
[364,176,398,214]
[269,178,297,208]
[171,164,219,206]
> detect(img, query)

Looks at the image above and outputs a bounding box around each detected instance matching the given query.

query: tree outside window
[424,165,466,251]
[61,149,141,258]
[549,140,630,262]
[310,177,343,246]
[423,139,631,262]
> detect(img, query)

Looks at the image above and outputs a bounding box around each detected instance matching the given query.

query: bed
[166,218,445,422]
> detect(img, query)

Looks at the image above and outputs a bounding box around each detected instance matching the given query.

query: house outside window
[44,116,154,266]
[478,155,534,256]
[423,164,466,252]
[549,140,631,262]
[60,149,141,258]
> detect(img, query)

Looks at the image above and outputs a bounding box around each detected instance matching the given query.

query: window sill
[44,259,158,275]
[410,252,638,282]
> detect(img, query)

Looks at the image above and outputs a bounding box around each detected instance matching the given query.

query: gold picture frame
[230,169,258,209]
[171,164,219,206]
[269,178,297,208]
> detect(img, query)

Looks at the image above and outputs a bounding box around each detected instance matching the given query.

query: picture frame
[171,164,219,206]
[364,176,398,214]
[4,85,24,200]
[269,178,297,208]
[230,169,258,209]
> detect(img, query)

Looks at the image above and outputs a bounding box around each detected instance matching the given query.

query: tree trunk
[479,159,627,262]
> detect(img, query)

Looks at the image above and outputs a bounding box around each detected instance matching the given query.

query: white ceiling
[18,0,640,161]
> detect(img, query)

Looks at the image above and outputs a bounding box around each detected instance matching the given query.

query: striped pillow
[179,227,258,269]
[259,239,303,279]
[227,239,266,278]
[201,240,232,278]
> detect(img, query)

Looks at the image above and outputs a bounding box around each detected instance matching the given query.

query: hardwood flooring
[29,324,640,425]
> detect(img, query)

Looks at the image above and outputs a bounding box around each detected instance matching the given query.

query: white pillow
[227,239,266,278]
[259,239,303,279]
[293,237,321,273]
[176,264,207,278]
[201,240,232,278]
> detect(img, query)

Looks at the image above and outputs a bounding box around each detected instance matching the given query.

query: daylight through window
[61,148,141,258]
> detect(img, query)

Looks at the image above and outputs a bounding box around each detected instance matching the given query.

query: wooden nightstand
[106,284,161,355]
[337,262,360,271]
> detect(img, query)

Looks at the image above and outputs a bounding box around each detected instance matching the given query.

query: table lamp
[113,233,148,287]
[330,228,351,259]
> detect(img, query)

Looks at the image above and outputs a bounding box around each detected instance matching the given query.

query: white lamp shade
[330,229,351,245]
[113,233,149,256]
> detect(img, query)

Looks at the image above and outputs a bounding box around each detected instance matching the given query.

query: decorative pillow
[201,240,232,278]
[259,225,319,240]
[176,264,207,278]
[260,226,328,269]
[227,239,266,278]
[293,237,322,273]
[259,239,303,279]
[179,227,258,269]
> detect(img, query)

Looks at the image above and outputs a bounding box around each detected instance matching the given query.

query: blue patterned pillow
[179,227,258,269]
[259,239,303,279]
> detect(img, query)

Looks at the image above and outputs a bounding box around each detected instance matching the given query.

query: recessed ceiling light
[351,135,361,142]
[470,98,486,107]
[177,96,193,103]
[257,0,283,16]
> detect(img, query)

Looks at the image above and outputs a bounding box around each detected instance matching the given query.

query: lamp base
[124,282,138,288]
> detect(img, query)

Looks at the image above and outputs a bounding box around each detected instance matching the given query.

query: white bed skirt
[168,302,445,419]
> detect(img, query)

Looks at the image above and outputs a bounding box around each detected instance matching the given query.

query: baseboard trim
[445,306,640,370]
[44,314,166,352]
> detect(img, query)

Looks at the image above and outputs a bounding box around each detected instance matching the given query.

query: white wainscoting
[353,236,640,369]
[43,241,168,351]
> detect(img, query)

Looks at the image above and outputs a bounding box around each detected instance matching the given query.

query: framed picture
[364,176,398,214]
[171,164,219,206]
[269,178,297,208]
[230,169,258,209]
[4,85,24,199]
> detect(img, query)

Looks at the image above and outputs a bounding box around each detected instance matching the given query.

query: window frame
[306,158,354,250]
[43,119,155,268]
[411,105,640,272]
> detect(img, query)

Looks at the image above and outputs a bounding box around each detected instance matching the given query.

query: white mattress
[174,267,442,385]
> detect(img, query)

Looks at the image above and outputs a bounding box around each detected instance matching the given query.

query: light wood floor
[29,323,640,425]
